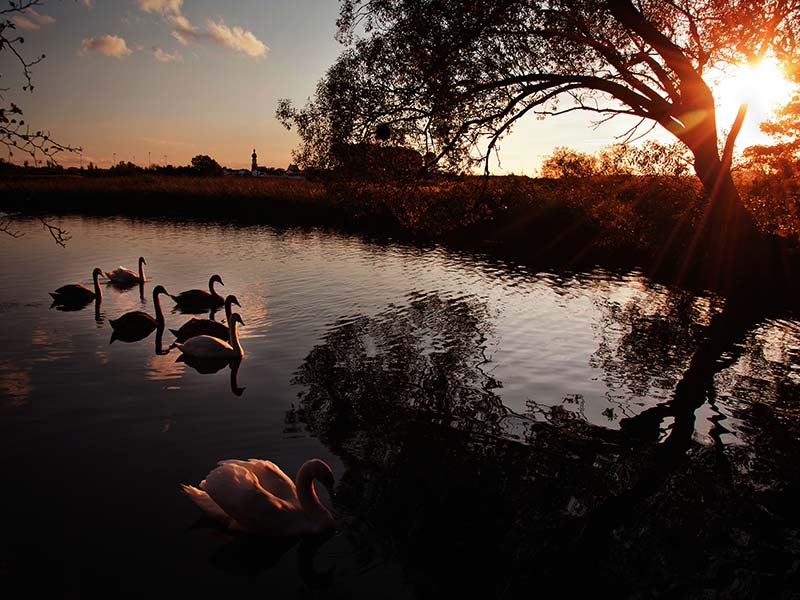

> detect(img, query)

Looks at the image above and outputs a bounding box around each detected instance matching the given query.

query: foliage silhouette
[279,0,800,289]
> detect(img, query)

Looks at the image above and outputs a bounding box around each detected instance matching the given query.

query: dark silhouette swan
[170,294,241,342]
[109,284,170,344]
[174,312,244,359]
[170,274,225,311]
[181,458,334,536]
[50,267,104,307]
[105,256,146,286]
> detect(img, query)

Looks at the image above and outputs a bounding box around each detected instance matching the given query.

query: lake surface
[1,215,799,596]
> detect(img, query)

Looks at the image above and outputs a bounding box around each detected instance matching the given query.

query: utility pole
[148,151,151,169]
[112,152,116,166]
[163,154,167,167]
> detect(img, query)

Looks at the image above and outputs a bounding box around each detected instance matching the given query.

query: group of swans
[51,258,335,539]
[51,261,244,360]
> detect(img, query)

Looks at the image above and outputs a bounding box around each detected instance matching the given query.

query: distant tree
[540,147,597,178]
[279,0,800,285]
[596,144,635,176]
[190,154,222,176]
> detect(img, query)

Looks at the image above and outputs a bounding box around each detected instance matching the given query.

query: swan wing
[176,335,234,359]
[201,462,294,534]
[172,289,211,304]
[107,266,138,282]
[219,459,300,505]
[180,484,237,528]
[109,310,155,330]
[173,318,228,341]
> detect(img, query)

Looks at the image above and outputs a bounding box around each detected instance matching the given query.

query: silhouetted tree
[190,154,222,176]
[278,0,800,287]
[540,147,597,178]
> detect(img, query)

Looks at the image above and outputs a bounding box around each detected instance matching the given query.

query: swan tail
[49,292,58,300]
[169,328,180,337]
[180,484,235,526]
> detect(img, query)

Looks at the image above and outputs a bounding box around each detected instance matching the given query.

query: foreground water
[1,215,799,596]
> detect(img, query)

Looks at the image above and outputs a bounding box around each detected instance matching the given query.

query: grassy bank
[3,172,798,290]
[0,174,334,224]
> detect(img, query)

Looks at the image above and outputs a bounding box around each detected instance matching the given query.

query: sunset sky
[1,0,789,174]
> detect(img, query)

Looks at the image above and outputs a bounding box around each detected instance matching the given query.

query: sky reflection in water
[0,215,798,595]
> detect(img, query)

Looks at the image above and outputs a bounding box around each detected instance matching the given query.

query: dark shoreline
[2,173,798,301]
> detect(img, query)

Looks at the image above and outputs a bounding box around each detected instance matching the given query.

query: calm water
[1,215,799,596]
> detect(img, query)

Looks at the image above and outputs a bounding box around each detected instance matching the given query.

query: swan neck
[139,260,146,281]
[93,271,102,301]
[296,464,330,520]
[229,320,243,356]
[225,300,233,322]
[153,291,164,324]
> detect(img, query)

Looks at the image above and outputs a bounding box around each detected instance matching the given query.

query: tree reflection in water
[291,289,800,597]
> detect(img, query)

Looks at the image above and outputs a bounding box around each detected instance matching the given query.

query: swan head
[153,284,169,297]
[92,267,104,279]
[210,274,224,287]
[229,312,245,327]
[224,295,241,310]
[139,256,147,266]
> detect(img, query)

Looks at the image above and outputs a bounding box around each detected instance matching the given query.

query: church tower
[251,148,258,175]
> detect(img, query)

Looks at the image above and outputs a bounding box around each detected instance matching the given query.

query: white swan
[174,312,244,359]
[50,267,104,305]
[106,256,146,286]
[181,458,335,536]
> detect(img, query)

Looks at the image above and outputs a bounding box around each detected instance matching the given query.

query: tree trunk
[685,140,769,293]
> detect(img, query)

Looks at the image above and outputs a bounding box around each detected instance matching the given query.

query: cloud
[206,19,268,58]
[169,14,201,45]
[152,47,183,63]
[137,0,183,14]
[137,1,268,59]
[10,8,56,30]
[80,35,133,58]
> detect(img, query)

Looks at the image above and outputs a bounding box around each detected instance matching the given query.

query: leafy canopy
[278,0,800,177]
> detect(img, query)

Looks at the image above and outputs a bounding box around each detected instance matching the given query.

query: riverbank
[2,172,798,295]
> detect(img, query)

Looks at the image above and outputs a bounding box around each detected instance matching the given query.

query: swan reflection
[176,354,245,396]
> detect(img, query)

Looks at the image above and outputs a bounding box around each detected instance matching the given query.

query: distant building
[285,163,302,178]
[251,148,258,176]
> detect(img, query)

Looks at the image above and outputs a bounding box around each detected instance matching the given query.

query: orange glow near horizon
[714,57,797,148]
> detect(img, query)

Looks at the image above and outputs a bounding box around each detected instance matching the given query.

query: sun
[713,57,797,148]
